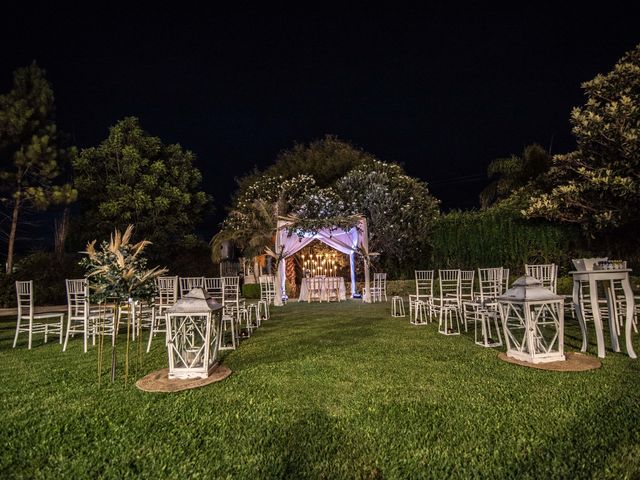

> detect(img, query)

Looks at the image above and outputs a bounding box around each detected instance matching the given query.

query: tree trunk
[286,257,297,297]
[6,196,21,274]
[54,206,70,262]
[252,257,259,283]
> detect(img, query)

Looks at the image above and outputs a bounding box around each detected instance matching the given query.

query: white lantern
[166,288,223,379]
[498,275,565,364]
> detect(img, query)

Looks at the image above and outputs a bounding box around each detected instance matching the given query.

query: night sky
[2,4,638,240]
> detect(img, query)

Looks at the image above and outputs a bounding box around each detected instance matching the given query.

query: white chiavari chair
[147,276,178,352]
[13,281,64,349]
[410,270,434,324]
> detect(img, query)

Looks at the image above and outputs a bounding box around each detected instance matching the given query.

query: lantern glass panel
[503,302,562,356]
[169,314,210,371]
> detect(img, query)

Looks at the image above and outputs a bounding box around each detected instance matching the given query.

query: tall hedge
[430,205,585,275]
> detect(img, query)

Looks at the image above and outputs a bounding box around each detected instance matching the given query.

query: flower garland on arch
[279,213,365,238]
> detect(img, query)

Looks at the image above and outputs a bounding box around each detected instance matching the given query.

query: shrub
[242,283,261,299]
[0,251,86,308]
[159,236,219,277]
[431,203,586,274]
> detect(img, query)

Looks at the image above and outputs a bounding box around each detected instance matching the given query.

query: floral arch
[273,216,372,306]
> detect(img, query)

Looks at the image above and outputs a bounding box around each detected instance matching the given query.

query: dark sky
[2,4,638,240]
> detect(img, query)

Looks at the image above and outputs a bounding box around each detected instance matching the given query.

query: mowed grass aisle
[1,300,640,479]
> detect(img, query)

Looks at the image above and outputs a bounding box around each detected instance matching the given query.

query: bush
[242,283,261,299]
[431,204,586,274]
[158,236,218,277]
[0,251,86,308]
[556,275,640,295]
[346,280,415,297]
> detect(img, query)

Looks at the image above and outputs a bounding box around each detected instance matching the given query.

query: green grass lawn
[1,300,640,479]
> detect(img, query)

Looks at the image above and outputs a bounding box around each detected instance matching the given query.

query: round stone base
[135,364,232,392]
[497,351,601,372]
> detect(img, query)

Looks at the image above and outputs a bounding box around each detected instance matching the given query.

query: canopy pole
[363,257,371,303]
[274,224,284,306]
[349,252,356,298]
[361,218,371,303]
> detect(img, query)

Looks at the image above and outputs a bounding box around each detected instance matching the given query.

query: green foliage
[242,283,261,299]
[79,225,166,304]
[0,251,85,307]
[336,160,440,276]
[2,302,640,478]
[163,235,219,276]
[480,144,551,208]
[526,43,640,232]
[0,63,76,272]
[431,202,584,273]
[211,175,318,264]
[218,142,440,277]
[265,134,373,187]
[72,117,211,253]
[556,276,574,296]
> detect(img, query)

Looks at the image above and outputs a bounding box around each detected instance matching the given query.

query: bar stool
[392,296,405,317]
[438,304,460,335]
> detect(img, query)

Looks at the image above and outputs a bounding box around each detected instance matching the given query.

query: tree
[264,135,373,187]
[210,174,317,274]
[0,63,75,273]
[216,138,440,276]
[479,144,551,208]
[73,117,211,254]
[526,43,640,232]
[53,184,78,261]
[335,161,440,274]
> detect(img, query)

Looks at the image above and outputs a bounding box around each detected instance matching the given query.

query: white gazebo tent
[273,216,372,306]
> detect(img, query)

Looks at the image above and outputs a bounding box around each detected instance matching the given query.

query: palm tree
[210,198,279,281]
[479,144,551,208]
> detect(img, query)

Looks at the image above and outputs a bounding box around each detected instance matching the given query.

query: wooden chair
[259,275,276,305]
[525,264,558,293]
[501,268,510,294]
[461,268,504,347]
[477,268,503,303]
[13,281,64,349]
[307,277,324,302]
[325,277,341,302]
[222,276,252,339]
[147,276,178,352]
[433,269,462,329]
[410,270,434,323]
[460,270,475,303]
[204,277,223,303]
[63,279,114,353]
[371,273,387,302]
[179,276,204,298]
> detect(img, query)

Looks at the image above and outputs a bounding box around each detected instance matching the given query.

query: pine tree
[0,63,75,273]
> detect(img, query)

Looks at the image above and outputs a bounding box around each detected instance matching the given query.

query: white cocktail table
[571,269,636,359]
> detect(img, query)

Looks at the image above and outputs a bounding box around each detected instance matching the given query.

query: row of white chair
[12,275,278,351]
[409,267,512,344]
[407,264,561,346]
[305,276,343,302]
[370,273,387,302]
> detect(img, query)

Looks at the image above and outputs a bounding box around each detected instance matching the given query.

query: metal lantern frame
[166,288,223,379]
[498,275,565,364]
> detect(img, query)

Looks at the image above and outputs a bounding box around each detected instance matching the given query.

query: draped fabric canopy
[274,216,371,305]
